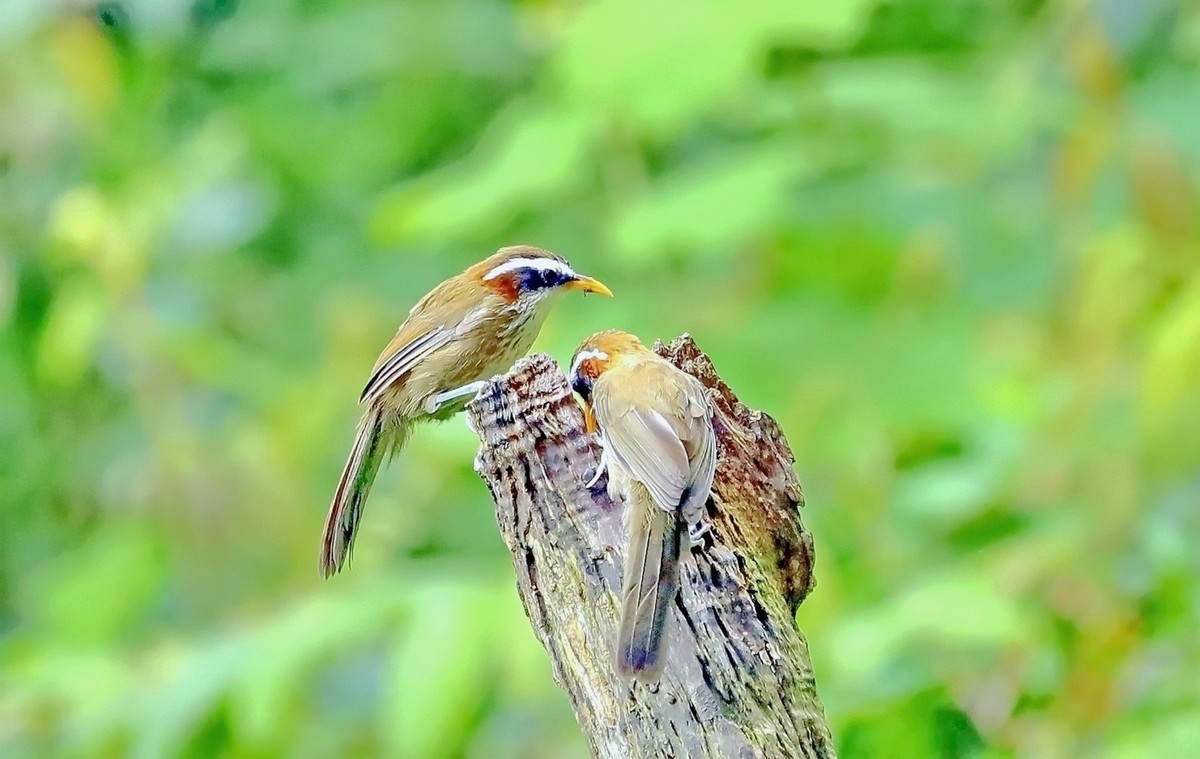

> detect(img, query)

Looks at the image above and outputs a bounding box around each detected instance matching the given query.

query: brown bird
[319,246,612,578]
[569,330,717,682]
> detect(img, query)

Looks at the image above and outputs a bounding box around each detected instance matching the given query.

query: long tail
[319,406,399,578]
[616,484,682,682]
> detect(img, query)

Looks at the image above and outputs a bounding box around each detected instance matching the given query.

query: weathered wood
[466,335,835,759]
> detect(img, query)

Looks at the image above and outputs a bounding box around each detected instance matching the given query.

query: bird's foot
[584,465,606,489]
[585,445,608,489]
[426,381,487,418]
[687,520,711,548]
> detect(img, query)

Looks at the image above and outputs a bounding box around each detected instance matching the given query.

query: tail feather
[616,485,682,682]
[319,407,397,578]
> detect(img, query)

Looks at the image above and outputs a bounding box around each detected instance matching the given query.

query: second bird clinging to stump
[570,330,717,683]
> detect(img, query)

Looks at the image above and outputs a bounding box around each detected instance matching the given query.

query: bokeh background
[2,0,1199,757]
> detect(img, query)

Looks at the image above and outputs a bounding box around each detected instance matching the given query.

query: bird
[319,246,612,578]
[568,330,717,682]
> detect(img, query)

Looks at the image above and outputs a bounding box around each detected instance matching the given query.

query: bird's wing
[358,284,489,406]
[359,326,455,406]
[678,378,717,523]
[593,361,702,513]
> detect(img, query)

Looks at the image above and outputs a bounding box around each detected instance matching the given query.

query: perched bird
[569,330,717,682]
[319,246,612,578]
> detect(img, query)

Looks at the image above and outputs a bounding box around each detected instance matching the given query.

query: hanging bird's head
[568,330,651,432]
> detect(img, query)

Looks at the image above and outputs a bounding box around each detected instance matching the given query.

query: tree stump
[466,335,835,759]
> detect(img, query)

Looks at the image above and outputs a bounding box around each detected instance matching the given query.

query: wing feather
[593,362,714,513]
[359,327,454,405]
[680,386,717,524]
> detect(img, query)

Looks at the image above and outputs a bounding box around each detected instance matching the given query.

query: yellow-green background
[2,1,1199,757]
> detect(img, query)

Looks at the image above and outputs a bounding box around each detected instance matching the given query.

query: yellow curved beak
[565,276,613,297]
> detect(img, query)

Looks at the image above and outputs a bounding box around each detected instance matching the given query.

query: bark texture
[466,335,835,759]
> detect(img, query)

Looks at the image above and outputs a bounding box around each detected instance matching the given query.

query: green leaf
[609,143,808,259]
[558,0,874,133]
[383,582,495,759]
[371,104,595,244]
[23,524,164,646]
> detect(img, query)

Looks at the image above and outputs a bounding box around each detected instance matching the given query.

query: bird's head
[471,245,612,306]
[567,330,648,414]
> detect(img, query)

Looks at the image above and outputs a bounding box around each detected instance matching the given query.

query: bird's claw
[687,520,711,547]
[585,468,604,489]
[585,443,608,488]
[426,381,487,417]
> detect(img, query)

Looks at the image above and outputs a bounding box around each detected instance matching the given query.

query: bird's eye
[518,268,547,292]
[517,266,573,293]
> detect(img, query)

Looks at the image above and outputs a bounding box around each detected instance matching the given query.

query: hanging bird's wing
[678,379,717,526]
[592,361,714,513]
[593,397,689,512]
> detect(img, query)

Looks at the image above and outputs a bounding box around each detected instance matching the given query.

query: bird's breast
[429,308,542,396]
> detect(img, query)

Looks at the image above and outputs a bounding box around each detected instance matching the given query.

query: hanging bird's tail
[319,407,401,578]
[616,483,683,682]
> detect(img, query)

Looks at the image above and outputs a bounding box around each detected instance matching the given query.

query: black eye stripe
[571,373,593,402]
[517,267,569,292]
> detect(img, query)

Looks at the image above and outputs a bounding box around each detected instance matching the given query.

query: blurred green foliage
[2,0,1199,757]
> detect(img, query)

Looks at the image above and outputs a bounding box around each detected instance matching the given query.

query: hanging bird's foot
[426,381,487,419]
[585,441,609,489]
[585,464,606,489]
[687,519,712,547]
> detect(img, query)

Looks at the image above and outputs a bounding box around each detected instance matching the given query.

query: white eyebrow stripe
[483,257,577,281]
[570,349,608,378]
